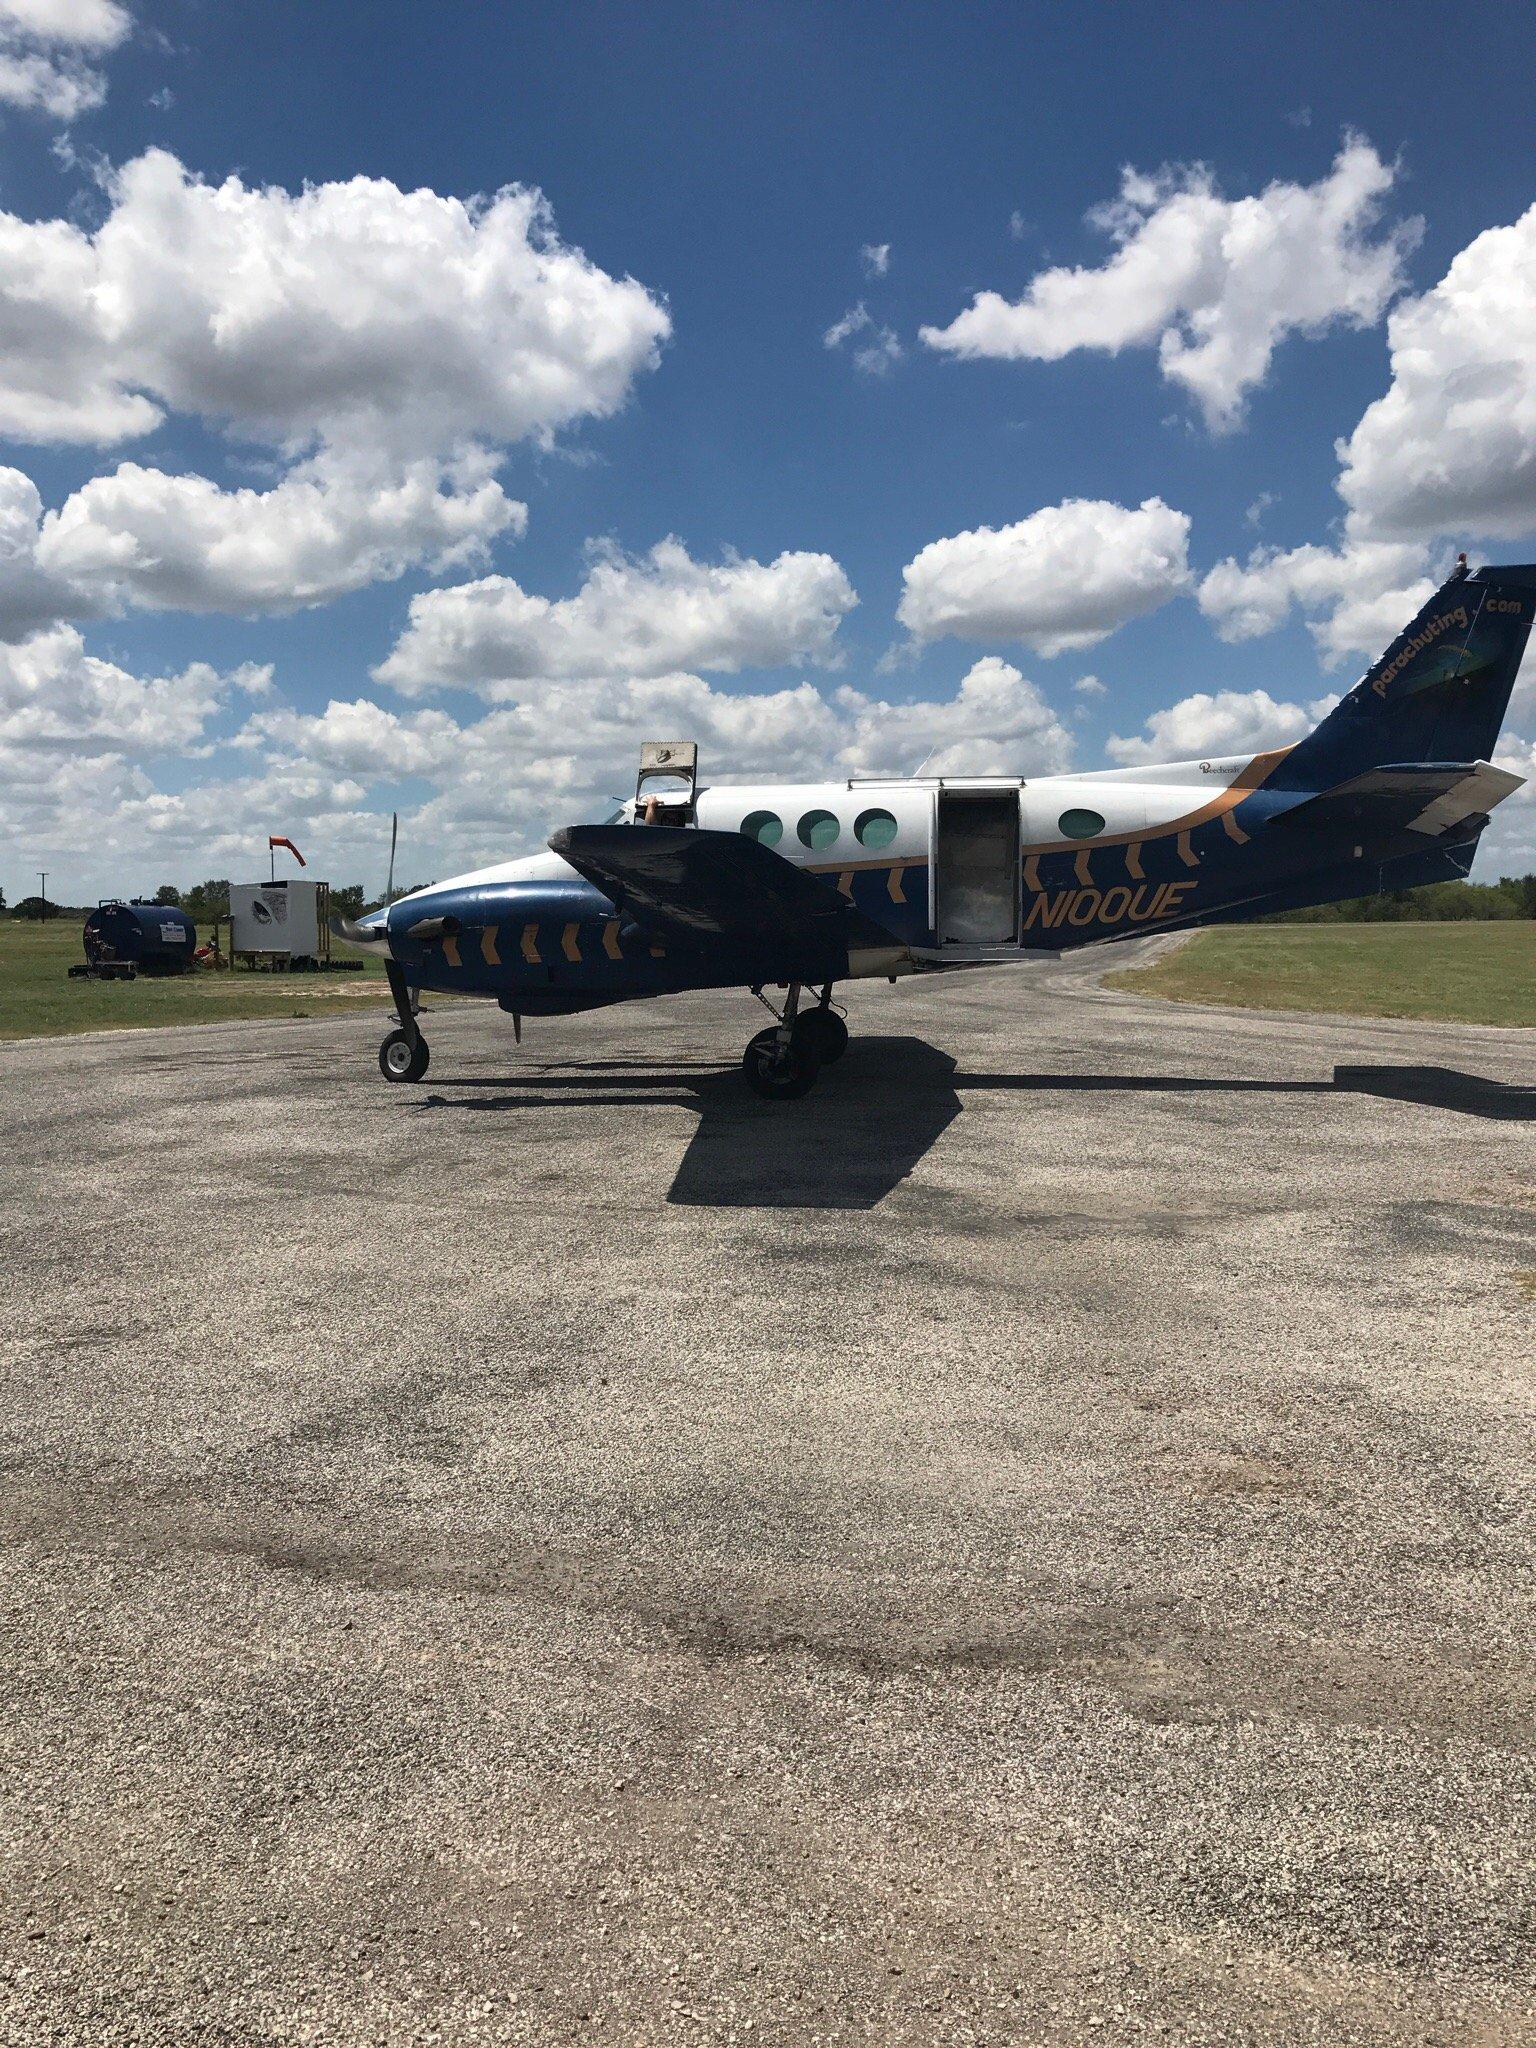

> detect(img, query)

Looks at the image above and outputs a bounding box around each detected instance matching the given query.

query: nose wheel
[379,960,429,1082]
[379,1027,430,1083]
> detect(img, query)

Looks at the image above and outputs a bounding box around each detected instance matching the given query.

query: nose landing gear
[378,961,429,1083]
[742,983,846,1099]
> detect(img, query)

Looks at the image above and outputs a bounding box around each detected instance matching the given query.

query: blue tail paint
[1272,561,1536,793]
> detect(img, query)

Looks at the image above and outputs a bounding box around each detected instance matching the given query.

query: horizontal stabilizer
[1272,761,1524,841]
[550,824,899,951]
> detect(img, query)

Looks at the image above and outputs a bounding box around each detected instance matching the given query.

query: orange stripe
[480,927,500,967]
[1177,830,1199,868]
[442,934,460,968]
[1021,748,1290,855]
[1022,854,1041,893]
[1222,810,1249,845]
[837,871,853,897]
[562,922,582,963]
[603,919,622,960]
[1125,843,1144,881]
[1074,850,1093,887]
[887,867,905,904]
[520,923,540,965]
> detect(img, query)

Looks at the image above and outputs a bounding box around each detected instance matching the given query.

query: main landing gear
[742,983,848,1100]
[379,961,430,1083]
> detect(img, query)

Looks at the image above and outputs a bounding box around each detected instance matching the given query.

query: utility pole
[38,871,46,914]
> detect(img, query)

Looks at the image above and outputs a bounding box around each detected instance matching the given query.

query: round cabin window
[741,810,783,845]
[797,809,840,850]
[1057,807,1106,840]
[854,807,898,850]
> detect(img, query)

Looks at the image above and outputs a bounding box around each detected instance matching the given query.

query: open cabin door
[936,790,1019,945]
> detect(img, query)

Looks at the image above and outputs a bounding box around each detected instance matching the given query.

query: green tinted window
[1058,807,1106,840]
[854,807,898,850]
[797,809,840,850]
[741,810,783,845]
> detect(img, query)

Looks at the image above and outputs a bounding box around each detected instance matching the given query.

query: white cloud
[897,495,1191,656]
[1073,673,1105,696]
[921,138,1416,431]
[0,150,666,623]
[0,148,670,456]
[1197,537,1436,665]
[1106,685,1334,765]
[376,537,858,696]
[823,301,903,375]
[0,0,129,121]
[33,449,523,616]
[11,648,1077,899]
[860,242,890,278]
[1337,202,1536,543]
[0,622,262,752]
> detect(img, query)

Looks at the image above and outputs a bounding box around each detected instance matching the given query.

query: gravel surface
[1,954,1533,2046]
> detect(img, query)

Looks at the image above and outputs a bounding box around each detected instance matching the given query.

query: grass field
[1108,921,1536,1028]
[0,917,395,1041]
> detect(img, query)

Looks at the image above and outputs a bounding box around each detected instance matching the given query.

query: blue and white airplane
[339,559,1531,1098]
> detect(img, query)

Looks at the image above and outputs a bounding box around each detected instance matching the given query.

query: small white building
[230,879,324,960]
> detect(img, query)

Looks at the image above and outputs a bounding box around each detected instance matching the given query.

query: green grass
[0,917,394,1041]
[1107,921,1536,1028]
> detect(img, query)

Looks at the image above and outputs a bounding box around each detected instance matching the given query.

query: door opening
[936,793,1019,944]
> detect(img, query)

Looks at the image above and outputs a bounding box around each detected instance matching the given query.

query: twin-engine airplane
[338,560,1531,1099]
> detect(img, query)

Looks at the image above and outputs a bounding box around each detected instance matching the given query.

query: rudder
[1273,560,1536,791]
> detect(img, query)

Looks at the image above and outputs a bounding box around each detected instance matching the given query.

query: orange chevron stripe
[603,919,622,960]
[1177,830,1199,868]
[1125,842,1144,881]
[1074,850,1093,887]
[520,923,540,965]
[480,926,500,967]
[562,922,582,963]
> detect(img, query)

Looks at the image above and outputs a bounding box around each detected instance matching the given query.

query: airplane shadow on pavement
[415,1037,1535,1211]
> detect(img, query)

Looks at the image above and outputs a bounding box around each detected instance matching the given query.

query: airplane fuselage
[375,749,1490,1013]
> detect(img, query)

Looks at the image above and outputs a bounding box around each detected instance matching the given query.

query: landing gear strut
[742,982,846,1099]
[379,961,429,1083]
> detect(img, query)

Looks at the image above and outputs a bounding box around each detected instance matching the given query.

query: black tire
[742,1025,819,1100]
[795,1008,849,1065]
[379,1028,430,1082]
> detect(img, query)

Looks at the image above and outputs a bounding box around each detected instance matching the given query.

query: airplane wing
[549,824,900,950]
[1272,761,1524,840]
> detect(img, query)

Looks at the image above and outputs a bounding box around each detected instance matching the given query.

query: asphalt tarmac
[2,954,1534,2046]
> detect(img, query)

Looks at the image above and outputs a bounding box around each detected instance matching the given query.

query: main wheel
[742,1025,819,1100]
[795,1008,849,1065]
[379,1028,430,1082]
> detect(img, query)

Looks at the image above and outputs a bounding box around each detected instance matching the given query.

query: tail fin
[1273,561,1536,791]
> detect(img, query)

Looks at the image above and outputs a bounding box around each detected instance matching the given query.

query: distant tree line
[1268,874,1536,921]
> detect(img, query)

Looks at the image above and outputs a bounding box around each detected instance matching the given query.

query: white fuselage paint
[384,756,1267,920]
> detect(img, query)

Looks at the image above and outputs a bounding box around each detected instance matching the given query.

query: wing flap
[1272,760,1524,840]
[549,824,899,951]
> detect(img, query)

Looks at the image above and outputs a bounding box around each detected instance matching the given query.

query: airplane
[335,558,1532,1099]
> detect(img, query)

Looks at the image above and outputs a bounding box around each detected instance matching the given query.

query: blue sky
[3,0,1536,900]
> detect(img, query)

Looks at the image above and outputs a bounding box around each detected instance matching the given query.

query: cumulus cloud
[34,450,523,616]
[0,0,130,121]
[896,496,1191,656]
[0,150,666,623]
[0,621,264,752]
[0,148,670,456]
[1197,537,1436,665]
[376,537,858,696]
[823,301,903,375]
[1194,200,1536,665]
[860,242,890,278]
[16,645,1078,898]
[1337,202,1536,542]
[921,138,1416,430]
[1105,685,1334,766]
